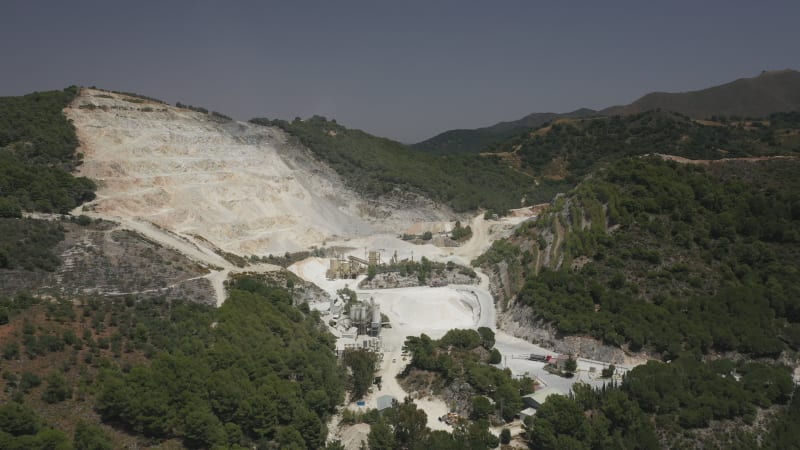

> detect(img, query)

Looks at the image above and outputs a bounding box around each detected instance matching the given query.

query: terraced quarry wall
[67,89,449,257]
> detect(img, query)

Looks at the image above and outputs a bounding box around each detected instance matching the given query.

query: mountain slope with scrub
[252,115,551,214]
[412,108,597,155]
[415,70,800,156]
[474,155,800,447]
[483,109,800,183]
[0,277,346,449]
[477,157,800,359]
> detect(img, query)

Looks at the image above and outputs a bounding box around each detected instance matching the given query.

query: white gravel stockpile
[373,287,476,334]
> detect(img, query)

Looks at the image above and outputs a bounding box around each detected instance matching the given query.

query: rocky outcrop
[497,302,643,365]
[483,260,523,311]
[440,379,475,416]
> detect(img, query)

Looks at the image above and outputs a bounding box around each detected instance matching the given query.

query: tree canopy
[526,357,794,449]
[480,157,800,358]
[0,87,95,214]
[1,277,345,449]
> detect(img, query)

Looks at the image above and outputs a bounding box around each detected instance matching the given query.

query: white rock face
[67,89,444,256]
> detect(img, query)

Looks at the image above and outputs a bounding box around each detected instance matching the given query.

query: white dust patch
[370,287,479,341]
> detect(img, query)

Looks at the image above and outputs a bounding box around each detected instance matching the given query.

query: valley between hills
[1,72,800,449]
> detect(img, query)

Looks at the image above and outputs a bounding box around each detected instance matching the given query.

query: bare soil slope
[1,218,215,305]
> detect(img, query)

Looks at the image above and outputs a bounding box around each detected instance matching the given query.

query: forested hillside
[0,219,65,272]
[477,157,800,359]
[484,110,800,182]
[526,357,796,449]
[251,116,555,214]
[470,156,800,447]
[0,277,345,449]
[0,87,95,215]
[0,88,97,282]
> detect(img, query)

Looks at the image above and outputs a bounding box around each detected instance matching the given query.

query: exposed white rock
[67,88,449,257]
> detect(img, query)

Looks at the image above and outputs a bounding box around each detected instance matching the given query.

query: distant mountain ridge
[601,69,800,118]
[473,107,598,134]
[415,69,800,154]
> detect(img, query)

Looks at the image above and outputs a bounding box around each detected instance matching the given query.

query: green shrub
[41,371,71,403]
[500,428,511,445]
[19,371,41,392]
[470,396,492,420]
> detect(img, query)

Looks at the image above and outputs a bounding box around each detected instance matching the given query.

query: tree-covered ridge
[486,110,800,182]
[412,108,598,155]
[0,87,95,215]
[600,69,800,119]
[0,278,345,449]
[479,157,800,358]
[251,116,549,213]
[526,357,795,449]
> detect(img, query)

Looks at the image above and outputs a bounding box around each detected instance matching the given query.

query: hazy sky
[1,1,799,142]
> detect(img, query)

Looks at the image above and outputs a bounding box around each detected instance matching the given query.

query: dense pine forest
[472,156,800,447]
[525,357,796,449]
[0,87,95,215]
[479,157,800,358]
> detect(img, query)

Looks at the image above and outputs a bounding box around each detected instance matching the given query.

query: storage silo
[371,305,381,336]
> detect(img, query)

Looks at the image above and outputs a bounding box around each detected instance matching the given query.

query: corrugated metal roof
[524,387,563,406]
[376,395,396,411]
